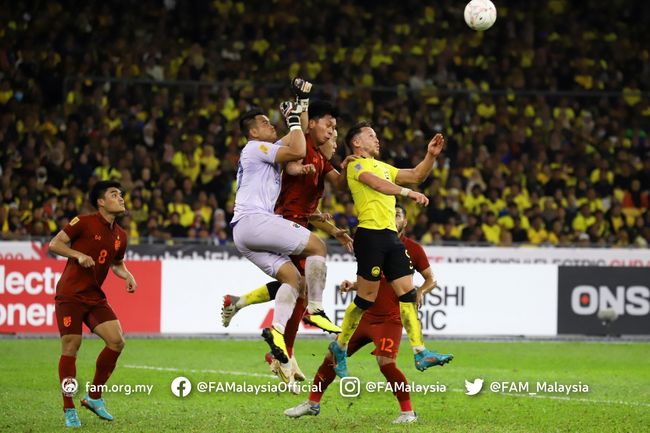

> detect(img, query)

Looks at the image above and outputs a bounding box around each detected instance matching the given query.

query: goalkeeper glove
[291,77,312,112]
[280,100,302,131]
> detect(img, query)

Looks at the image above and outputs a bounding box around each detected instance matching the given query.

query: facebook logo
[171,376,192,398]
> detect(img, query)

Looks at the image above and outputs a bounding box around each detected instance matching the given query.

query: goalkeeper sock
[398,290,425,352]
[305,256,326,312]
[338,296,373,347]
[272,283,299,333]
[240,282,277,308]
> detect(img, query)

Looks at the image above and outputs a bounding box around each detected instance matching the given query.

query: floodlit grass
[1,337,649,432]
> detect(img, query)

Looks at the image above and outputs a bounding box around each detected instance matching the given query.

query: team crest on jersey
[259,144,269,154]
[115,239,121,251]
[63,316,72,327]
[354,163,363,172]
[94,234,102,241]
[371,266,381,277]
[70,216,80,226]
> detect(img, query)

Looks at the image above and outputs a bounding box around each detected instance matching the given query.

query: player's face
[252,115,277,142]
[318,130,338,160]
[355,127,380,157]
[395,207,406,233]
[100,187,126,215]
[309,115,336,146]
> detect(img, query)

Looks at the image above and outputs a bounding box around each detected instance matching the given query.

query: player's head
[240,108,277,142]
[318,129,338,161]
[308,100,338,146]
[395,204,407,234]
[345,121,379,158]
[90,180,125,214]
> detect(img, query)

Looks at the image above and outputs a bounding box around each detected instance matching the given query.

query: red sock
[89,347,122,399]
[308,355,336,403]
[59,355,77,410]
[380,362,412,412]
[285,297,306,358]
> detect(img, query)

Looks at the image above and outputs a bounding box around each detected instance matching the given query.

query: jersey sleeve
[349,158,374,181]
[249,140,280,164]
[62,215,85,241]
[408,240,430,273]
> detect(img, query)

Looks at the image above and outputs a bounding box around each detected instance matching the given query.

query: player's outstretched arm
[308,211,353,252]
[112,260,137,293]
[358,172,429,206]
[394,133,445,186]
[49,230,95,268]
[275,101,307,163]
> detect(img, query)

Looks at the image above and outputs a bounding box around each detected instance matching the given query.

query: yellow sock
[242,284,271,306]
[338,302,366,346]
[399,301,424,349]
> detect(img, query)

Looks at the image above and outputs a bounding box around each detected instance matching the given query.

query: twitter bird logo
[465,378,484,396]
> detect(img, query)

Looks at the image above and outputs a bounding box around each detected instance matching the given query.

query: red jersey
[54,213,128,304]
[275,133,334,227]
[365,235,430,321]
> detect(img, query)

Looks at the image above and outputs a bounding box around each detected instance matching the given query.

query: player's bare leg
[80,320,125,421]
[330,276,379,377]
[390,275,453,370]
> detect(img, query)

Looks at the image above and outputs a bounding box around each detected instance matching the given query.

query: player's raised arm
[275,100,307,163]
[356,171,429,206]
[291,77,312,134]
[49,229,95,268]
[394,133,445,186]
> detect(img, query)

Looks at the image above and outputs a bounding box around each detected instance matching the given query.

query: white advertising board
[161,261,557,336]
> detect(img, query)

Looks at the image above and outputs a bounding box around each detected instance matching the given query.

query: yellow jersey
[347,157,399,231]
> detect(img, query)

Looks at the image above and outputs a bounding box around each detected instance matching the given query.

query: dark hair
[239,108,264,138]
[345,120,372,149]
[308,100,338,121]
[89,180,122,209]
[395,204,407,218]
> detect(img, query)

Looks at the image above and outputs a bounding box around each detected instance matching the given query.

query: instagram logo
[339,377,361,398]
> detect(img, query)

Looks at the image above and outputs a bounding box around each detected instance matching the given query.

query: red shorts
[55,299,117,336]
[290,255,306,276]
[347,315,403,359]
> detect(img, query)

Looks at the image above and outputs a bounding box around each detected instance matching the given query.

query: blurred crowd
[0,0,648,247]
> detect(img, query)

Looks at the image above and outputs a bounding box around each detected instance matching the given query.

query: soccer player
[223,96,353,378]
[329,121,453,377]
[284,205,446,424]
[232,94,332,381]
[49,180,137,428]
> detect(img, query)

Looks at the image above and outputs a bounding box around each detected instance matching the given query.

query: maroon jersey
[54,213,127,304]
[365,235,430,321]
[275,134,334,225]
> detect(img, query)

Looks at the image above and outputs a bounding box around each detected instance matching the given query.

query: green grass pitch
[1,337,649,432]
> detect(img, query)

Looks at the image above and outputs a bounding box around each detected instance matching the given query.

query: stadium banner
[557,267,650,335]
[1,241,648,266]
[0,260,162,333]
[161,262,558,336]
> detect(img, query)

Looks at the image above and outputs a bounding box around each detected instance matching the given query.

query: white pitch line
[124,364,650,408]
[123,364,276,379]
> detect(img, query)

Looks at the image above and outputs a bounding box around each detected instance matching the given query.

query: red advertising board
[0,260,161,333]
